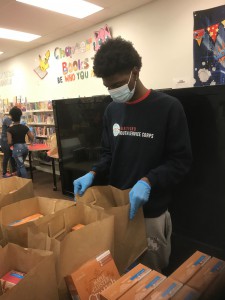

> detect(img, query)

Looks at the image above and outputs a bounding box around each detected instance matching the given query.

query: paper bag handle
[48,213,67,239]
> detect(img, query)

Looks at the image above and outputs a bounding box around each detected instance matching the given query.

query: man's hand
[73,172,95,199]
[129,180,151,220]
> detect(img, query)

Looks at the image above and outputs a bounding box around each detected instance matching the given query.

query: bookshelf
[23,100,55,143]
[0,98,59,175]
[22,101,58,174]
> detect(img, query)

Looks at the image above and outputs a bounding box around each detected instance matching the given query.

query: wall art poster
[193,5,225,86]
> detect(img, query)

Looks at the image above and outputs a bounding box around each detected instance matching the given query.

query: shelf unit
[0,99,57,175]
[24,102,56,174]
[24,105,55,143]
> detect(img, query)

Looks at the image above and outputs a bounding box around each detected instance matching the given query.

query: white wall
[0,0,224,101]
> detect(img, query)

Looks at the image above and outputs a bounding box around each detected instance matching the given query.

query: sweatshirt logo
[112,123,154,139]
[113,123,120,136]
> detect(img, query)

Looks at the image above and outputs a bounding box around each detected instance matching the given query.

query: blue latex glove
[129,180,151,220]
[73,172,94,199]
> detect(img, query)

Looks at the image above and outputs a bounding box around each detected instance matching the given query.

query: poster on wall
[33,50,50,79]
[33,24,112,84]
[193,5,225,86]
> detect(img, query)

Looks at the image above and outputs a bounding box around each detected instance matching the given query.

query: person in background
[1,115,17,177]
[73,37,192,271]
[7,106,34,178]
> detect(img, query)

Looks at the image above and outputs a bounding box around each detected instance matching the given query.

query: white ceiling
[0,0,155,63]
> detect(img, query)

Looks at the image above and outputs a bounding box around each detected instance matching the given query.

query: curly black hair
[9,106,22,122]
[93,37,142,78]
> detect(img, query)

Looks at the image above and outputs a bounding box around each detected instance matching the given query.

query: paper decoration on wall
[34,50,50,79]
[207,23,219,43]
[93,24,112,51]
[193,5,225,86]
[193,29,205,46]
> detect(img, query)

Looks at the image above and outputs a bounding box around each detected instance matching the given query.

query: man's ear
[133,66,140,79]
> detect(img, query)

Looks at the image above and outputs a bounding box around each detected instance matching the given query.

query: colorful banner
[33,25,112,83]
[193,5,225,86]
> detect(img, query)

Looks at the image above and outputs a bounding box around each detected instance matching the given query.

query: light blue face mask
[108,71,136,103]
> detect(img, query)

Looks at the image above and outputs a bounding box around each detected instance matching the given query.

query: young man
[73,37,192,271]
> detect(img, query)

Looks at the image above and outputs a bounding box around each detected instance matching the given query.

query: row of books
[2,99,52,113]
[26,101,52,111]
[33,126,55,137]
[26,114,54,124]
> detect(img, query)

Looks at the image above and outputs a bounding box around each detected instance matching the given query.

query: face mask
[108,71,136,103]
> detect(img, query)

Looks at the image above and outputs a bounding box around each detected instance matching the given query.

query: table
[47,151,59,191]
[28,144,50,181]
[11,144,58,190]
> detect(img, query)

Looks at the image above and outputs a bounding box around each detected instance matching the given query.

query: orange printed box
[71,224,85,231]
[120,270,166,300]
[100,263,151,300]
[170,251,211,284]
[8,213,43,226]
[187,257,225,294]
[171,285,200,300]
[66,250,120,300]
[0,270,26,293]
[146,277,183,299]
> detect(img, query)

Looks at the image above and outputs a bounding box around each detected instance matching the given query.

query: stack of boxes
[170,251,225,300]
[65,249,225,300]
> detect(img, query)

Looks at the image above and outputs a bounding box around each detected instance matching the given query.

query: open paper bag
[0,243,59,300]
[0,177,34,209]
[76,185,147,274]
[0,196,75,247]
[28,203,114,300]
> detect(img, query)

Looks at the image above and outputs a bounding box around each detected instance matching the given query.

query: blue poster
[194,5,225,86]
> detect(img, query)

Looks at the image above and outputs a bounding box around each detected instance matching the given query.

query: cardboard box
[170,251,211,284]
[100,263,151,300]
[171,285,200,300]
[0,270,25,293]
[187,257,225,295]
[120,270,166,300]
[145,277,183,299]
[8,213,43,226]
[71,223,85,231]
[201,266,225,300]
[67,250,120,300]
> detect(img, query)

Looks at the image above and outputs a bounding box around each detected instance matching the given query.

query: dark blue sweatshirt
[92,90,192,217]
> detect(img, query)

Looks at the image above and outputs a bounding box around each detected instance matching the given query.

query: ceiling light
[0,28,41,42]
[16,0,103,19]
[0,52,3,55]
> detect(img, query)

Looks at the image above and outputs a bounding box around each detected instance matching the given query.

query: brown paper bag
[47,133,58,157]
[28,203,114,300]
[0,225,7,248]
[0,196,75,247]
[77,185,147,274]
[0,177,34,209]
[0,243,59,300]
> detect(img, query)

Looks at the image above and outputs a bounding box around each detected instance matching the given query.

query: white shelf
[25,109,53,113]
[27,123,55,126]
[35,135,48,139]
